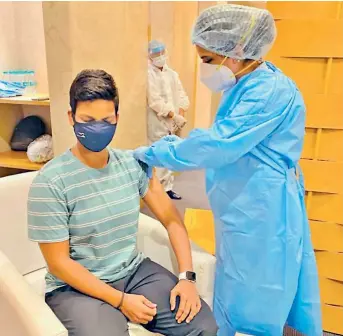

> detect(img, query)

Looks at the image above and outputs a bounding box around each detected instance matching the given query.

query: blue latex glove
[133,146,149,163]
[163,135,180,143]
[133,147,153,179]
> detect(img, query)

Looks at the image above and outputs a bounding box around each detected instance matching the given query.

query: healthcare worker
[147,40,190,200]
[135,5,322,336]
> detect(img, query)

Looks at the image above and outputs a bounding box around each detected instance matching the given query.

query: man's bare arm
[39,241,122,307]
[142,174,193,273]
[142,174,201,323]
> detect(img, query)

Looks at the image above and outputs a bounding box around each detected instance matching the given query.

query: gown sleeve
[139,76,292,171]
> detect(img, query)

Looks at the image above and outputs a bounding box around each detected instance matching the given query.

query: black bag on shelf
[10,116,46,151]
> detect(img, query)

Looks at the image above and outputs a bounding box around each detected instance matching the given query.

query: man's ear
[68,110,74,127]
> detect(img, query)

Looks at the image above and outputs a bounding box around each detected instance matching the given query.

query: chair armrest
[138,214,216,308]
[0,250,67,336]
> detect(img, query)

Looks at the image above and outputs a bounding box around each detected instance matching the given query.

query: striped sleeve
[136,160,149,198]
[28,173,69,243]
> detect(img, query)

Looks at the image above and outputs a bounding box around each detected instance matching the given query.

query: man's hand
[170,281,201,324]
[179,108,185,117]
[120,294,157,324]
[173,114,187,129]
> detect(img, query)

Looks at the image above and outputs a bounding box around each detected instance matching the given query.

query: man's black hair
[69,69,119,115]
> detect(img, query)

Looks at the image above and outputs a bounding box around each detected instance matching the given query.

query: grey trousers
[46,258,218,336]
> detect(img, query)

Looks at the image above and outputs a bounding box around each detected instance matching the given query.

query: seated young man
[28,69,217,336]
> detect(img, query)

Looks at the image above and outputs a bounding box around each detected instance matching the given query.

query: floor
[142,171,337,336]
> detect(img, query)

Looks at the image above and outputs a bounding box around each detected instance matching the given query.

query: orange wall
[267,2,343,334]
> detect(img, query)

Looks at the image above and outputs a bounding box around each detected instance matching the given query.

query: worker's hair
[69,69,119,115]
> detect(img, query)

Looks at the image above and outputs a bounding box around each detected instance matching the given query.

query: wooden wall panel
[267,57,327,94]
[322,304,343,335]
[306,193,343,224]
[273,20,343,58]
[330,59,343,94]
[303,129,343,161]
[317,130,343,161]
[304,94,343,129]
[319,277,343,306]
[268,3,343,332]
[300,159,343,194]
[316,251,343,281]
[310,221,343,252]
[268,2,341,20]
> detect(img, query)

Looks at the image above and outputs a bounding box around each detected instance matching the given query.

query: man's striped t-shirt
[28,148,149,293]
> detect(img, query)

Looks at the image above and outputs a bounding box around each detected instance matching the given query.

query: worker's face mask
[151,55,167,68]
[200,62,237,92]
[73,118,117,152]
[200,56,258,92]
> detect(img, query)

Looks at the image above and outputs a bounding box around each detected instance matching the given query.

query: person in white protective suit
[147,40,190,200]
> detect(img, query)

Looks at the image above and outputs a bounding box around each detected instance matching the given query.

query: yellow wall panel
[304,94,343,129]
[302,129,316,159]
[268,57,327,94]
[300,159,343,194]
[302,129,343,161]
[330,59,343,95]
[268,1,343,333]
[322,304,343,335]
[273,20,343,58]
[268,2,340,20]
[310,221,343,252]
[316,251,343,281]
[184,208,215,255]
[319,277,343,306]
[307,193,343,224]
[318,130,343,161]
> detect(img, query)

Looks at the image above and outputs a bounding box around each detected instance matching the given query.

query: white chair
[0,172,216,336]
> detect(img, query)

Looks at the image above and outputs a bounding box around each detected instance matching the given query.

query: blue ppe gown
[134,62,322,336]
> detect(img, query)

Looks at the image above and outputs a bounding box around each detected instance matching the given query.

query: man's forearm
[49,257,122,307]
[166,222,193,273]
[142,177,193,273]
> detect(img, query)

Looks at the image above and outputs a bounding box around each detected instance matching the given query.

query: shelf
[0,151,43,171]
[0,96,50,107]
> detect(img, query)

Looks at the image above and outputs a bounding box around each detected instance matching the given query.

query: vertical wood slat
[305,1,341,211]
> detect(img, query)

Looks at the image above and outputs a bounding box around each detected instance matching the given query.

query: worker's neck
[71,142,109,169]
[236,62,261,80]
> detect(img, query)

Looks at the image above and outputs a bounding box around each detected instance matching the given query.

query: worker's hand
[120,294,157,324]
[173,114,187,129]
[133,146,149,163]
[163,134,181,143]
[133,147,154,179]
[170,281,201,324]
[179,108,185,117]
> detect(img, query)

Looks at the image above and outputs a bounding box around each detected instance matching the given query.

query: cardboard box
[316,251,343,281]
[319,277,343,306]
[322,304,343,335]
[184,208,215,255]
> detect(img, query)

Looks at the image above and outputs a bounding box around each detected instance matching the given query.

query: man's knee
[198,314,218,336]
[193,304,218,336]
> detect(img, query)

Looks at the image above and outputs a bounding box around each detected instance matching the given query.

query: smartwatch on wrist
[179,271,196,283]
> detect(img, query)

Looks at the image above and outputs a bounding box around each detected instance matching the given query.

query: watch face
[186,271,196,282]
